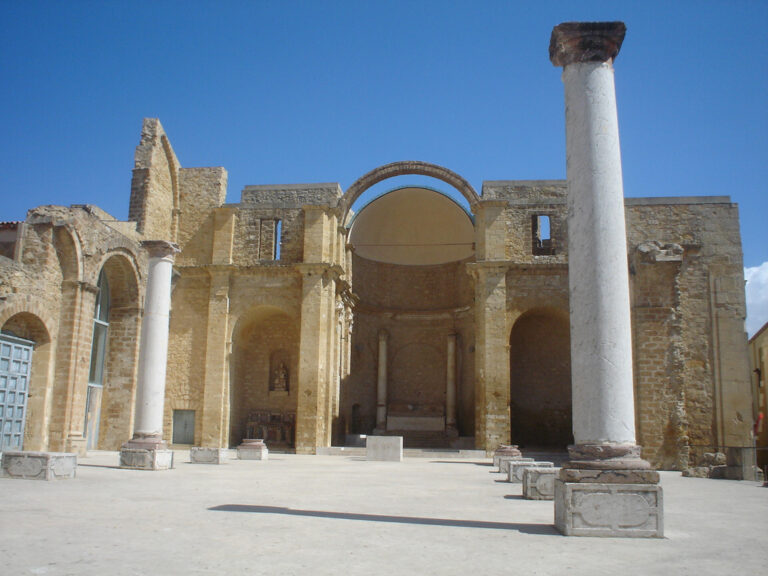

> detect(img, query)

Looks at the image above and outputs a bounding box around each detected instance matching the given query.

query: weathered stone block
[366,436,403,462]
[1,451,77,480]
[554,480,664,538]
[522,467,556,500]
[506,459,545,481]
[120,448,174,470]
[237,439,269,460]
[190,447,228,464]
[499,456,534,474]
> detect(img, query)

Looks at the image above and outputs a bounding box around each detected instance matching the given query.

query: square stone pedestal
[522,467,556,500]
[190,447,228,464]
[1,451,77,480]
[499,457,534,475]
[120,447,174,470]
[237,439,268,460]
[366,436,403,462]
[554,475,663,537]
[509,461,553,483]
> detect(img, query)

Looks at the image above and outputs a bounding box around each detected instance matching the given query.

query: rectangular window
[532,214,555,255]
[275,219,282,260]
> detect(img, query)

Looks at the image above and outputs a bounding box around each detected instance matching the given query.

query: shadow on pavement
[208,504,559,535]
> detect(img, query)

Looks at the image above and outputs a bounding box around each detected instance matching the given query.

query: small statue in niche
[272,362,289,392]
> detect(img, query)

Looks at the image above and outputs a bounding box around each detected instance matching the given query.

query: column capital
[549,21,626,67]
[141,240,180,259]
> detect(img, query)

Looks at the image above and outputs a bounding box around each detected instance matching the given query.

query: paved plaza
[1,451,766,575]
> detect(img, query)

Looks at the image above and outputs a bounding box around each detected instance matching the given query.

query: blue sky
[2,1,767,332]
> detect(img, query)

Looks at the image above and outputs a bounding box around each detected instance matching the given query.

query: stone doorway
[509,308,573,449]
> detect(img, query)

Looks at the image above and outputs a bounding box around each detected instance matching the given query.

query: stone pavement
[0,451,765,576]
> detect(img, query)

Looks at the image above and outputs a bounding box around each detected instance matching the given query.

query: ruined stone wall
[175,167,228,265]
[0,205,145,454]
[626,198,751,469]
[128,118,179,241]
[164,270,210,446]
[482,181,569,263]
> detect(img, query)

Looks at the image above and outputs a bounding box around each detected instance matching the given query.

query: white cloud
[745,262,768,338]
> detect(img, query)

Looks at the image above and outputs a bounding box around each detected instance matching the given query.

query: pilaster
[468,262,510,452]
[200,269,231,447]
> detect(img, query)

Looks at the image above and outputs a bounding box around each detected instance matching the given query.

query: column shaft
[376,331,388,430]
[129,242,178,443]
[564,60,636,446]
[446,333,457,430]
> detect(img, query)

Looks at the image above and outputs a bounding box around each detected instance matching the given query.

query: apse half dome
[348,187,474,265]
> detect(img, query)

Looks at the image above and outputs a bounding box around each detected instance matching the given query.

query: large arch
[91,252,142,449]
[229,306,299,449]
[509,307,572,449]
[341,161,480,224]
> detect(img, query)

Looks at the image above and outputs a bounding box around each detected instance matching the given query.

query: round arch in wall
[341,161,480,224]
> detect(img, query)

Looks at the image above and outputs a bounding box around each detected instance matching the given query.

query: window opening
[532,214,555,255]
[85,270,110,449]
[275,219,282,260]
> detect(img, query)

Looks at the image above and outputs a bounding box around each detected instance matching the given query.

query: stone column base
[1,451,77,480]
[120,439,174,470]
[237,439,269,460]
[190,447,228,464]
[523,467,556,500]
[554,444,664,537]
[554,478,663,537]
[508,460,553,483]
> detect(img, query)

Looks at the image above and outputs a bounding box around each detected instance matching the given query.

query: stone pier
[549,21,663,537]
[120,240,179,470]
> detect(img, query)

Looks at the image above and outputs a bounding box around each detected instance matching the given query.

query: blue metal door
[0,334,33,452]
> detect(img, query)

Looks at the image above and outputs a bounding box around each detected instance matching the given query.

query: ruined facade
[0,118,754,472]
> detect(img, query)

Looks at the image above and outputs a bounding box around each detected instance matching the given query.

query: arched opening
[342,183,476,448]
[509,308,573,449]
[85,254,141,450]
[230,307,299,449]
[1,312,53,451]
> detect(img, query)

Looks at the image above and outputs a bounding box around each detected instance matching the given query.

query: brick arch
[53,225,83,282]
[93,250,142,309]
[229,305,299,448]
[341,161,480,223]
[92,251,143,449]
[0,299,57,339]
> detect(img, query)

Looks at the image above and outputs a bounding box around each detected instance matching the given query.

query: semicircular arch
[342,161,480,224]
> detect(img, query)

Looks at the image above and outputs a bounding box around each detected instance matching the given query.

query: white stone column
[120,240,179,470]
[375,330,388,432]
[446,333,457,433]
[550,22,662,538]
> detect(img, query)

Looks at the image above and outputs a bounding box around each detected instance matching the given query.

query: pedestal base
[237,439,268,460]
[499,456,533,474]
[366,436,403,462]
[190,447,228,464]
[523,467,556,500]
[554,479,663,537]
[1,451,77,480]
[508,460,553,483]
[120,443,174,470]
